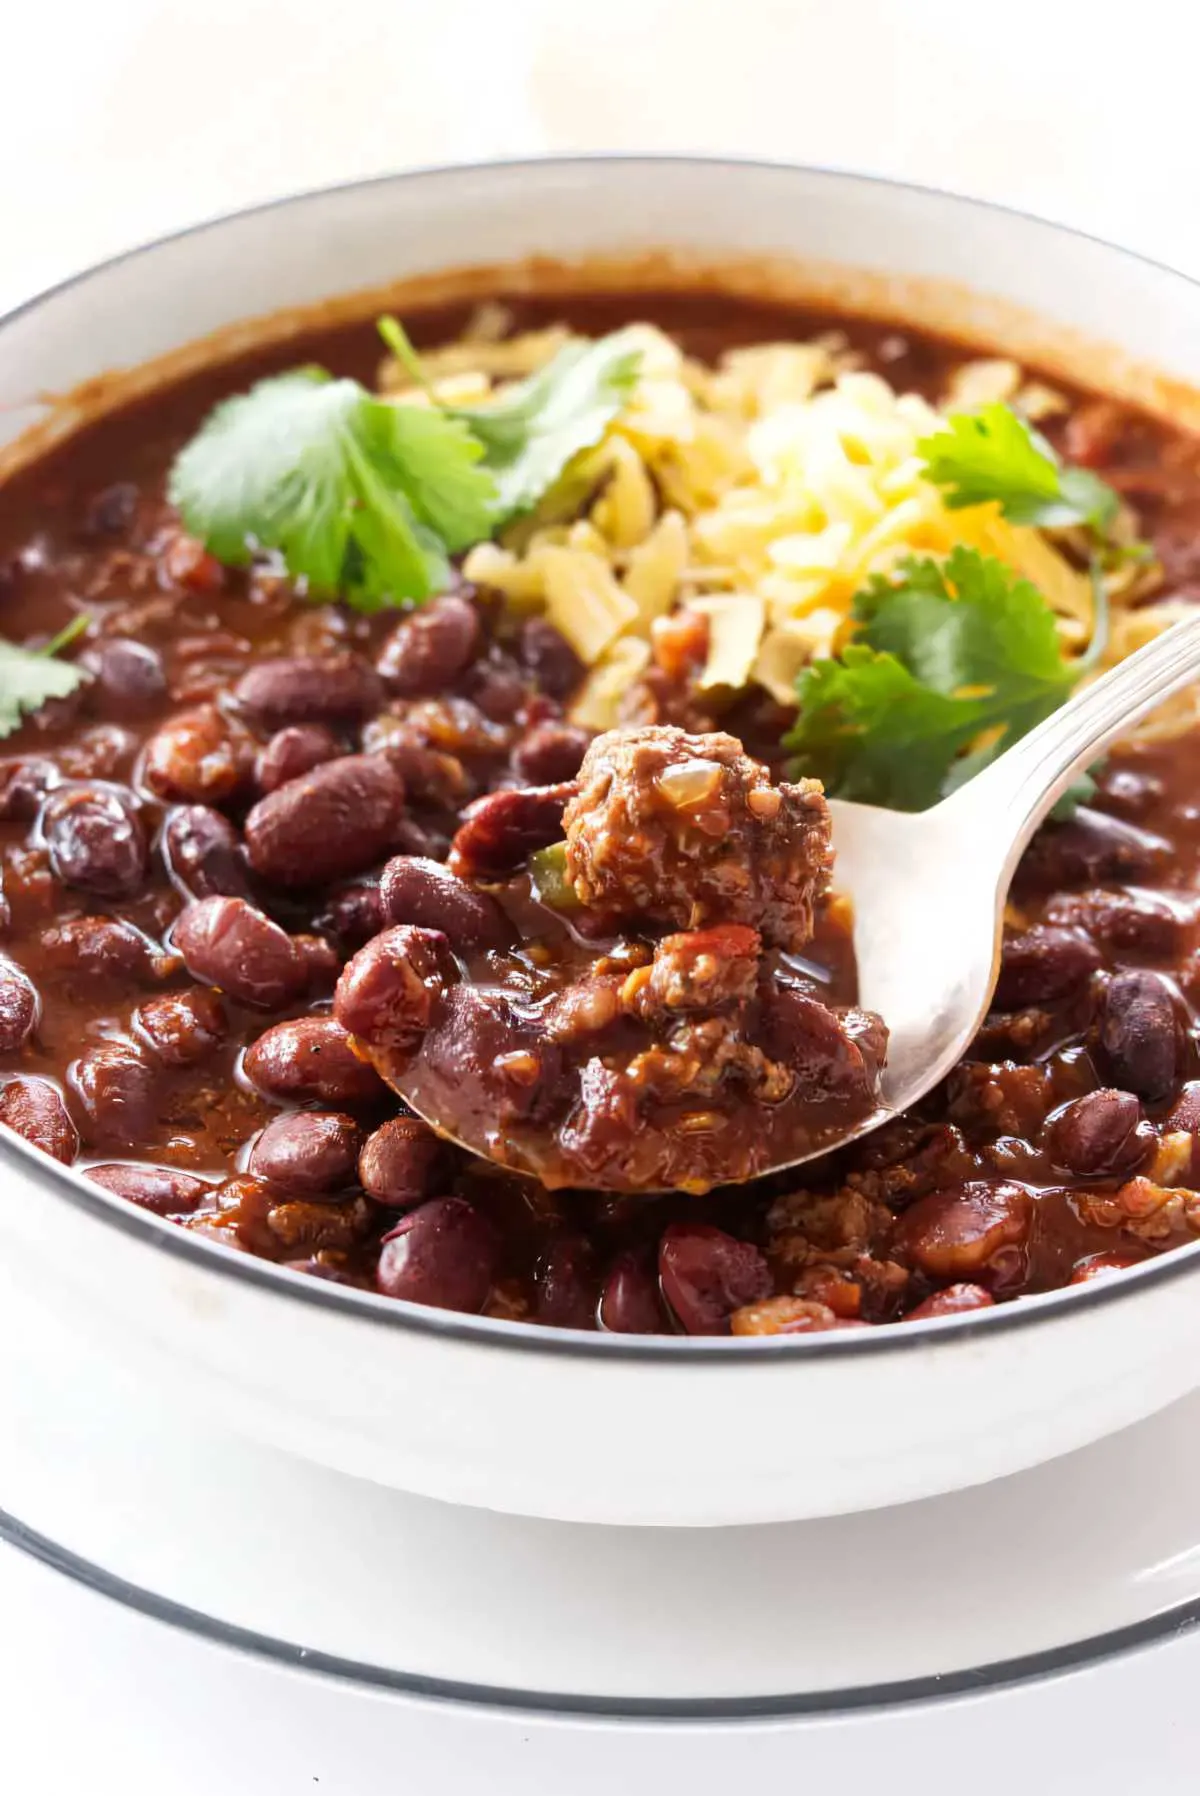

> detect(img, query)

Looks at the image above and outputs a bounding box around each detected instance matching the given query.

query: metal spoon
[374,613,1200,1187]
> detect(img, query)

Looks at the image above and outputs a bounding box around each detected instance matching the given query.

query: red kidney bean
[376,595,481,696]
[994,925,1102,1010]
[535,1236,598,1329]
[357,1114,441,1206]
[41,784,147,898]
[142,705,253,804]
[512,722,591,786]
[254,724,342,795]
[380,854,511,952]
[376,1196,497,1311]
[40,917,174,986]
[293,933,341,993]
[366,731,469,808]
[448,783,575,878]
[904,1283,996,1320]
[248,1111,364,1196]
[86,1162,210,1216]
[134,987,229,1066]
[162,804,253,902]
[1015,807,1171,893]
[391,816,452,863]
[0,959,37,1051]
[517,617,584,699]
[172,896,307,1010]
[1097,970,1181,1101]
[0,1076,78,1162]
[58,724,140,782]
[468,656,526,722]
[599,1250,664,1333]
[0,757,60,821]
[421,983,562,1121]
[315,880,385,950]
[69,1042,159,1147]
[334,926,451,1057]
[234,653,383,731]
[243,1016,386,1106]
[82,481,138,537]
[762,985,881,1101]
[658,1222,773,1335]
[1046,1088,1145,1175]
[892,1181,1032,1284]
[244,754,407,888]
[1045,889,1186,960]
[80,638,167,715]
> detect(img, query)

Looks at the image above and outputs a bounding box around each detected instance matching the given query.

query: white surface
[5,1,1200,1788]
[9,159,1200,1538]
[5,1261,1200,1703]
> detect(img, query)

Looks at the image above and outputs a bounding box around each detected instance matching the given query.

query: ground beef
[562,725,832,950]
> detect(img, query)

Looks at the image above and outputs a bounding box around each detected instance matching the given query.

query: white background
[2,2,1200,1789]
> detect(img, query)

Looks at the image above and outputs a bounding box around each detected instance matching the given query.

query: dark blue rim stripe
[3,153,1200,1360]
[3,1498,1197,1720]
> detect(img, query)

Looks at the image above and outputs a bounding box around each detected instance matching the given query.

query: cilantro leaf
[787,547,1082,808]
[168,368,496,609]
[0,627,90,740]
[448,332,643,520]
[919,402,1120,537]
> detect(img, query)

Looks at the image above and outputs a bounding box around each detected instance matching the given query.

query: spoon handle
[941,609,1200,851]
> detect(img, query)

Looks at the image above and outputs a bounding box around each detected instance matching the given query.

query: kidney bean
[41,783,146,898]
[162,804,253,902]
[134,987,229,1067]
[904,1284,996,1320]
[41,917,174,986]
[1045,889,1187,960]
[376,595,481,696]
[70,1042,159,1147]
[0,1076,78,1162]
[142,705,253,804]
[1070,1252,1141,1284]
[254,724,341,795]
[248,1110,364,1196]
[391,816,452,863]
[0,959,37,1051]
[512,722,591,786]
[762,985,880,1101]
[376,1196,497,1311]
[0,757,59,821]
[334,926,451,1058]
[244,754,407,888]
[86,1162,210,1216]
[518,617,584,699]
[599,1250,664,1333]
[535,1236,598,1328]
[1098,970,1181,1101]
[243,1016,386,1107]
[468,656,526,722]
[82,481,138,538]
[1015,807,1171,893]
[234,653,383,731]
[658,1222,773,1334]
[421,983,562,1122]
[58,724,140,782]
[172,896,307,1010]
[357,1114,441,1206]
[393,695,511,758]
[365,730,469,808]
[994,925,1102,1010]
[293,933,341,993]
[80,638,167,715]
[315,880,385,950]
[892,1181,1032,1284]
[380,855,511,952]
[1047,1088,1145,1175]
[448,783,574,878]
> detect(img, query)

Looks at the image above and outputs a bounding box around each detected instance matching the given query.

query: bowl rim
[4,148,1200,1362]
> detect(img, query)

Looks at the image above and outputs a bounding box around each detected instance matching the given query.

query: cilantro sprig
[170,319,641,611]
[786,547,1104,809]
[918,401,1122,543]
[0,614,91,740]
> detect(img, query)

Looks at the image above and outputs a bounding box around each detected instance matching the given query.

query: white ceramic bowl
[3,157,1200,1529]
